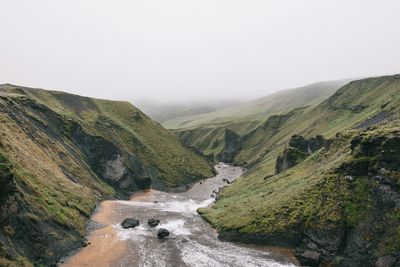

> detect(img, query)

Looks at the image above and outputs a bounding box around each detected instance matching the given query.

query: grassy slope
[236,75,400,168]
[164,80,349,130]
[199,75,400,264]
[16,85,213,187]
[174,120,260,160]
[169,80,349,161]
[0,84,213,266]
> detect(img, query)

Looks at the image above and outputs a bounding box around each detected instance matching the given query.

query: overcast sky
[1,0,399,103]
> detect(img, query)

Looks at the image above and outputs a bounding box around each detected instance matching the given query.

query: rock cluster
[121,218,169,239]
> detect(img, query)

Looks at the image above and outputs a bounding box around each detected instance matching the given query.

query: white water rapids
[62,164,297,267]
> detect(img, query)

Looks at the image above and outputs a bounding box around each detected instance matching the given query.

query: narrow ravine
[61,164,297,267]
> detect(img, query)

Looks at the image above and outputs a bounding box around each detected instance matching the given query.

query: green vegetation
[198,75,400,265]
[0,84,214,265]
[164,80,348,130]
[170,80,348,162]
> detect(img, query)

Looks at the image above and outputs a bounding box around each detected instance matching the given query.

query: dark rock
[70,123,152,191]
[355,111,391,129]
[157,228,170,239]
[296,250,321,267]
[275,134,326,174]
[218,129,243,163]
[308,135,325,152]
[222,178,231,184]
[148,219,160,228]
[121,218,139,229]
[289,135,309,154]
[350,134,400,172]
[375,256,397,267]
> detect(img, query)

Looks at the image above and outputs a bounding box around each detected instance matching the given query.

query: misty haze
[0,1,399,267]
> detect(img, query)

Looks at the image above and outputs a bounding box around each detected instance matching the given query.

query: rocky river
[61,164,297,267]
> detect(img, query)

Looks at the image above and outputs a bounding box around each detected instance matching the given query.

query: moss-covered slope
[164,80,348,130]
[0,84,213,266]
[199,75,400,266]
[172,80,348,162]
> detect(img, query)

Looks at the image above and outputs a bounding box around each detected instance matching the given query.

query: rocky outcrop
[275,134,325,173]
[217,129,243,163]
[299,133,400,266]
[70,123,152,192]
[214,132,400,266]
[295,250,321,267]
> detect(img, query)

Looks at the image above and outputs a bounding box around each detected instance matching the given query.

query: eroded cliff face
[0,85,213,266]
[295,132,400,267]
[217,129,243,163]
[207,130,400,267]
[70,123,152,191]
[275,135,325,174]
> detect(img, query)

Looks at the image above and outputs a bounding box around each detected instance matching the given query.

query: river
[61,164,297,267]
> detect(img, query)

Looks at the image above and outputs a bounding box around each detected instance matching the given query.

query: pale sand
[61,191,155,267]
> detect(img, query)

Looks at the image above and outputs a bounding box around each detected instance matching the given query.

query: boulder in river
[296,250,321,267]
[157,228,170,239]
[148,219,160,227]
[121,218,139,229]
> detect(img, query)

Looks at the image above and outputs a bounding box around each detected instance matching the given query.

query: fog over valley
[1,0,400,103]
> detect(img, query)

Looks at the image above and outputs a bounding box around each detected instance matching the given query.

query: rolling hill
[164,79,350,130]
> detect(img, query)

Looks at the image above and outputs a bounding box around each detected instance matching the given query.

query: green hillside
[0,84,213,266]
[174,120,260,162]
[198,75,400,266]
[164,80,349,130]
[172,80,349,161]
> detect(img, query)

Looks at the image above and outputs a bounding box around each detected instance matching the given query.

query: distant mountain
[135,99,243,124]
[0,84,213,266]
[163,79,351,130]
[198,74,400,266]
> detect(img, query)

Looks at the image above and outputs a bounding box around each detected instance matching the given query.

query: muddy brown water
[60,164,298,267]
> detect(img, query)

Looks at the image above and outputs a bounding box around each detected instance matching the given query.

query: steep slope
[0,84,213,266]
[171,80,350,162]
[164,79,349,130]
[199,75,400,266]
[174,120,259,162]
[234,75,400,168]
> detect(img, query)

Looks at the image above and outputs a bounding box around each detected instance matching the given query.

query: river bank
[60,164,298,267]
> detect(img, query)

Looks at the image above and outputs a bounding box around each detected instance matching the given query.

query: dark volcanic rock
[222,178,231,184]
[148,219,160,228]
[275,134,326,174]
[157,228,170,239]
[218,129,243,163]
[121,218,139,229]
[296,250,321,267]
